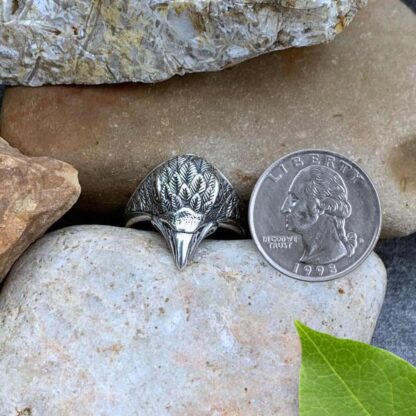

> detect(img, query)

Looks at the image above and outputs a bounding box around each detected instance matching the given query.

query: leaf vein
[299,325,373,416]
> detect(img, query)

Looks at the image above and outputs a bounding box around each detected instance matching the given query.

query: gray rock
[0,0,365,86]
[373,233,416,366]
[0,225,386,415]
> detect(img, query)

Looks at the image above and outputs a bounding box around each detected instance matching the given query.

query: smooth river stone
[1,0,414,237]
[0,226,386,415]
[0,136,80,283]
[0,0,365,86]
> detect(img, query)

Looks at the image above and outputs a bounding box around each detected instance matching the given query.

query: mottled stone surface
[1,0,414,237]
[0,0,365,86]
[0,225,386,415]
[0,137,80,283]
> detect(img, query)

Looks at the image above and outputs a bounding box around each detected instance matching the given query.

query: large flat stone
[0,225,386,415]
[0,0,364,85]
[0,136,80,283]
[1,0,415,237]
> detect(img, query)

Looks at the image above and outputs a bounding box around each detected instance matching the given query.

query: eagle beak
[152,218,217,270]
[170,232,197,270]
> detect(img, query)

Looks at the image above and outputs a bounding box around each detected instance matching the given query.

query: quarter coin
[249,149,382,282]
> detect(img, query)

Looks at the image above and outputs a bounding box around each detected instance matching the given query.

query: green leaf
[296,321,416,416]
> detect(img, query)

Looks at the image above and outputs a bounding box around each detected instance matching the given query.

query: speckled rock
[0,137,80,283]
[0,225,386,415]
[1,0,414,237]
[0,0,365,86]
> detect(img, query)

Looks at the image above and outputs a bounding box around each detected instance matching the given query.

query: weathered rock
[0,137,80,283]
[1,0,414,237]
[0,0,365,86]
[0,225,386,415]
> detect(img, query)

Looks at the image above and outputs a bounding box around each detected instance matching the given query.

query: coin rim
[249,149,382,282]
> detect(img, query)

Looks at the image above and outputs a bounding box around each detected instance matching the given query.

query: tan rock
[1,0,415,237]
[0,137,80,282]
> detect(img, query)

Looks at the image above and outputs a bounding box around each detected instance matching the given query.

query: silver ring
[125,154,244,269]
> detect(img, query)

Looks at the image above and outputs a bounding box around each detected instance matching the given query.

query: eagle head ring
[125,154,244,269]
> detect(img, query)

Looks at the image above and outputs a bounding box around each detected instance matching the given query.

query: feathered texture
[126,154,243,268]
[126,155,241,226]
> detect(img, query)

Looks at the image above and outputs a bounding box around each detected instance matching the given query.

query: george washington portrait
[281,165,358,265]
